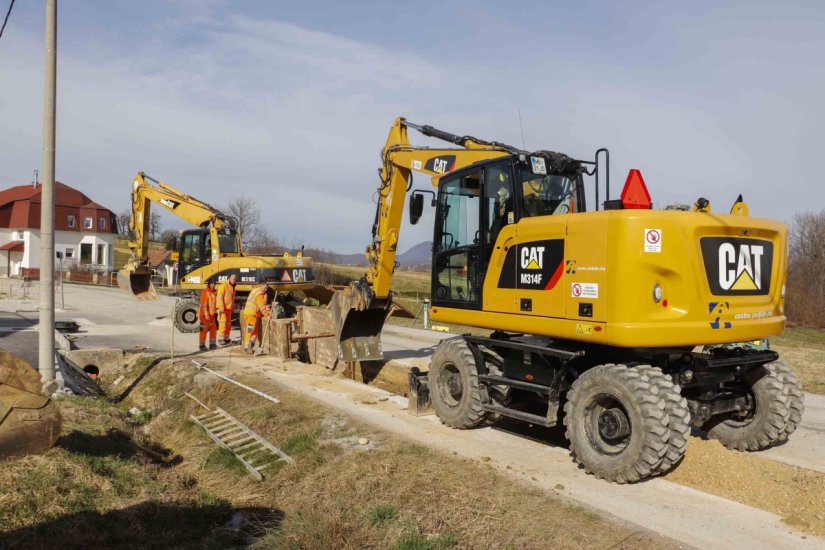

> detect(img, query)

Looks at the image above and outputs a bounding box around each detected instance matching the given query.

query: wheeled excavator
[118,172,317,332]
[333,117,803,483]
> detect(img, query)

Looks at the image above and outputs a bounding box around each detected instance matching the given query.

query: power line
[0,0,15,40]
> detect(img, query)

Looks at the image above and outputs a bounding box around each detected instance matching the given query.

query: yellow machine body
[431,209,786,348]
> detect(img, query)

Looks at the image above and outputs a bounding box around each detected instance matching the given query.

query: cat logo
[158,198,179,209]
[701,237,773,296]
[424,155,456,174]
[521,246,544,270]
[280,270,292,283]
[719,243,764,291]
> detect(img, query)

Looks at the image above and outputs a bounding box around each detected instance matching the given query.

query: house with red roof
[0,181,118,277]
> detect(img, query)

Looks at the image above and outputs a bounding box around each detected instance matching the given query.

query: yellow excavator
[118,172,318,332]
[333,117,803,483]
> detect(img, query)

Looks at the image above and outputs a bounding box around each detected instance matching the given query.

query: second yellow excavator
[333,117,803,483]
[118,172,317,332]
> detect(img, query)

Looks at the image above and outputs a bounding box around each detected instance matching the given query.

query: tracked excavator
[333,117,804,483]
[118,172,318,332]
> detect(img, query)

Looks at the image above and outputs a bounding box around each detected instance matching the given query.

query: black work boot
[199,344,207,352]
[209,343,217,350]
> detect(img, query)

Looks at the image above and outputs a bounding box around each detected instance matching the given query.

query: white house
[0,181,118,277]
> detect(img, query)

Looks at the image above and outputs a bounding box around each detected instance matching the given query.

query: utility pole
[38,0,57,390]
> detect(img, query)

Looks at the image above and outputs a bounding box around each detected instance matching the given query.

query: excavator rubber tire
[704,364,790,451]
[174,298,200,334]
[564,364,669,484]
[0,350,62,458]
[767,361,804,442]
[428,337,487,429]
[633,365,691,475]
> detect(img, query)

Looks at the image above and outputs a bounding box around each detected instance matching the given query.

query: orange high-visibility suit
[199,285,218,348]
[216,279,236,342]
[242,286,270,351]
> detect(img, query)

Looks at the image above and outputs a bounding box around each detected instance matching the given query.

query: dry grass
[0,354,670,549]
[772,327,825,394]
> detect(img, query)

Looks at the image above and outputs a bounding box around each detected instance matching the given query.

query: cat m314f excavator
[332,117,803,483]
[118,172,317,332]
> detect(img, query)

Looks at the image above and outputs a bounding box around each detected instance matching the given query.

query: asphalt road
[0,312,38,367]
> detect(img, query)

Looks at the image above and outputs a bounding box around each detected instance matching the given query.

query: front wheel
[564,364,669,483]
[174,298,200,333]
[428,338,486,429]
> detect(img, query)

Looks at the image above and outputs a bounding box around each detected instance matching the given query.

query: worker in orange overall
[216,273,237,345]
[242,280,271,354]
[198,279,218,351]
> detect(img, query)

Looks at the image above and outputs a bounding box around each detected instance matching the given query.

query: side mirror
[409,193,424,225]
[171,236,180,252]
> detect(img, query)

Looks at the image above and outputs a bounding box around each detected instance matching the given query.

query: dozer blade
[0,350,62,459]
[331,283,389,362]
[117,265,157,300]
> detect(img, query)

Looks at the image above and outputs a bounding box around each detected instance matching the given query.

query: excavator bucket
[117,263,157,300]
[331,283,388,362]
[0,350,62,459]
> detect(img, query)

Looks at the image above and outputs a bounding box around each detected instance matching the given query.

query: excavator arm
[333,117,515,361]
[118,172,239,299]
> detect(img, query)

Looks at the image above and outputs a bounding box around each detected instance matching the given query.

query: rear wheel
[428,338,486,429]
[769,361,804,441]
[564,364,669,483]
[704,365,789,451]
[174,298,200,333]
[634,365,691,475]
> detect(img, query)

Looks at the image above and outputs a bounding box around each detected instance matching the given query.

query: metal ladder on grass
[191,407,294,481]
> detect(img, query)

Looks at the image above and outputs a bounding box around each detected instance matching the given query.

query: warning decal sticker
[644,228,662,253]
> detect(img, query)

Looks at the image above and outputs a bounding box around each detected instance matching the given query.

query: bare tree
[160,229,179,251]
[117,209,132,237]
[149,212,162,241]
[246,228,281,255]
[223,197,262,247]
[786,210,825,327]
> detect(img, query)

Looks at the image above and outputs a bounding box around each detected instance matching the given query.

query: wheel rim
[584,393,632,455]
[437,363,463,408]
[182,308,198,325]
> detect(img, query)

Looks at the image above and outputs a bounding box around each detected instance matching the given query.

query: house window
[65,247,74,259]
[15,231,24,240]
[80,243,92,264]
[97,244,106,265]
[99,217,106,230]
[67,215,76,228]
[84,217,93,229]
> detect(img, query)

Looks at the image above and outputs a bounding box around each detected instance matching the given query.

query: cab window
[520,170,581,216]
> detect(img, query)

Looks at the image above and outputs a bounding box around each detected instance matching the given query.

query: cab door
[432,168,483,310]
[481,161,518,314]
[179,230,211,278]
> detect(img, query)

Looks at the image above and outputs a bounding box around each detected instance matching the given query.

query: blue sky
[1,1,823,253]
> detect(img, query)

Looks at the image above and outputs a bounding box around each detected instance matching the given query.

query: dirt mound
[666,437,825,536]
